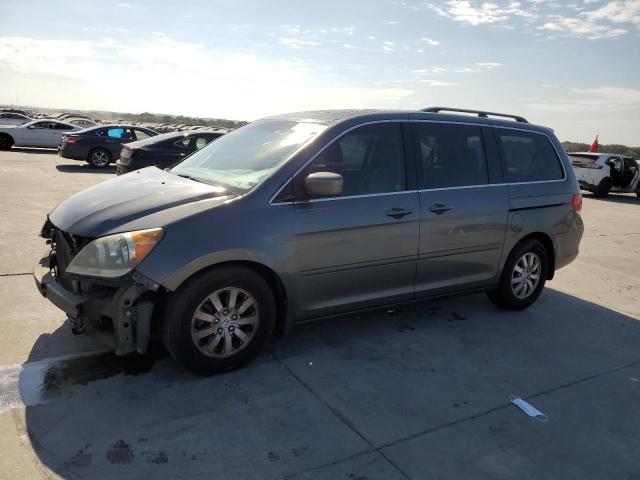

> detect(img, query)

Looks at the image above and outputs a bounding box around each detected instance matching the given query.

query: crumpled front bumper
[34,250,156,355]
[34,252,86,317]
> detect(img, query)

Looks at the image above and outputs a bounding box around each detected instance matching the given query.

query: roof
[264,108,553,133]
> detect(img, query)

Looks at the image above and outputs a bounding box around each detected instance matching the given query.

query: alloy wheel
[91,151,109,167]
[190,287,260,358]
[510,252,541,299]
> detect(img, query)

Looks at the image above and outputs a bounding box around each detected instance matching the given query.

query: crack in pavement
[282,358,640,479]
[584,232,640,238]
[0,272,32,277]
[275,354,413,480]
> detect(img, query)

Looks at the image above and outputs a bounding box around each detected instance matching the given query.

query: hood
[49,167,236,237]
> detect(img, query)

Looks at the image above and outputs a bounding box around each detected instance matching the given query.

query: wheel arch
[0,132,15,147]
[512,232,556,280]
[169,260,291,338]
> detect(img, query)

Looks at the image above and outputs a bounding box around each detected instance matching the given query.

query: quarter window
[134,129,151,140]
[302,123,405,196]
[415,123,488,189]
[496,129,563,182]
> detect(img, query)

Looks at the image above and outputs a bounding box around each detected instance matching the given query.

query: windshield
[170,119,326,192]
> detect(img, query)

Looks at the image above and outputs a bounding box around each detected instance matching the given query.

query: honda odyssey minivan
[35,107,584,374]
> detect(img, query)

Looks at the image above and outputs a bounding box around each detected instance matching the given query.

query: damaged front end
[34,218,165,355]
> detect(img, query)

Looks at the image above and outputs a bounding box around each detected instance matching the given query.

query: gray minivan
[35,107,584,374]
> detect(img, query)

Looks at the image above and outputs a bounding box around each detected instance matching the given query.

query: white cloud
[584,0,640,24]
[278,37,320,48]
[421,37,440,45]
[538,17,627,38]
[0,35,414,119]
[527,85,640,112]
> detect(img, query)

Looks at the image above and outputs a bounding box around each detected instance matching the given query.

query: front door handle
[428,203,453,215]
[386,207,413,219]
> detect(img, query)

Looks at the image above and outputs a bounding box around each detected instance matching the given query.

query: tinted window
[56,123,74,130]
[31,122,51,129]
[415,123,488,189]
[174,137,190,148]
[304,123,405,196]
[496,129,563,182]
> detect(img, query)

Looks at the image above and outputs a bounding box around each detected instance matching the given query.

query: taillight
[571,193,582,212]
[572,163,602,169]
[65,135,80,144]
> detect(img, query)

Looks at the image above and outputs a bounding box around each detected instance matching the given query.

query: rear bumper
[115,161,131,175]
[34,250,155,355]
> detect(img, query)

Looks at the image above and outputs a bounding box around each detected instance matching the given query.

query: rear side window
[415,123,488,189]
[303,123,406,196]
[496,129,563,183]
[134,129,152,141]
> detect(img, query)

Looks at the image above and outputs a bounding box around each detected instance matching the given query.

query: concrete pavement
[0,149,639,479]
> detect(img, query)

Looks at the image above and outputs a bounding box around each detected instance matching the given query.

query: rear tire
[88,148,111,168]
[0,134,14,150]
[594,177,611,198]
[487,239,548,311]
[162,266,276,375]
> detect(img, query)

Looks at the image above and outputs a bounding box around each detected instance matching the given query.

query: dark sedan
[59,124,157,168]
[116,130,225,174]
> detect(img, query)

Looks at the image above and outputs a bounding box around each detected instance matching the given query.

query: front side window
[496,129,563,183]
[415,123,488,189]
[171,120,326,192]
[31,122,51,129]
[301,123,406,196]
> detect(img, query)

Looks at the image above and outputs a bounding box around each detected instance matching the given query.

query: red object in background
[589,136,599,153]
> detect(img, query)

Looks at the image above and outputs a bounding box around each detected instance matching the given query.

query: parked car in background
[570,152,640,197]
[0,120,80,149]
[116,130,225,174]
[67,118,97,128]
[58,124,157,168]
[0,112,32,126]
[35,107,584,374]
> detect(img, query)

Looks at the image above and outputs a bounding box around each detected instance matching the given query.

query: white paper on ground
[510,395,548,422]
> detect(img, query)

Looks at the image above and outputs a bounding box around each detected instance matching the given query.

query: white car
[67,118,97,128]
[0,112,32,126]
[0,120,81,149]
[570,152,640,197]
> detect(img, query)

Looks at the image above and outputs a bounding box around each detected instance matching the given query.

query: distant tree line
[562,141,640,157]
[117,112,248,129]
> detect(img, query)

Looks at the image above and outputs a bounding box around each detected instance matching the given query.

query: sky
[0,0,639,144]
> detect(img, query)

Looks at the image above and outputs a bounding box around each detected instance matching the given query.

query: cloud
[278,37,320,48]
[527,85,640,112]
[421,37,440,45]
[584,0,640,24]
[538,17,627,38]
[0,35,414,119]
[415,0,639,40]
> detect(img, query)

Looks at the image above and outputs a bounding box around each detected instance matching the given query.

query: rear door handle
[386,208,413,219]
[428,203,453,215]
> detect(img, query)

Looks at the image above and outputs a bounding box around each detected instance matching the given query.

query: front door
[410,121,509,294]
[288,122,420,320]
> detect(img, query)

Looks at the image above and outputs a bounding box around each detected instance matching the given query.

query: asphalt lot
[0,148,639,479]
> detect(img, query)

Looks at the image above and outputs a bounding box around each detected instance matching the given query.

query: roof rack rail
[421,107,528,123]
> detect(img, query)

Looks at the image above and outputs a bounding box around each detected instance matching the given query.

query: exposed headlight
[66,228,163,278]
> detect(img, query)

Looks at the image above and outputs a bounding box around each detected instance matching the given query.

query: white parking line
[0,350,110,414]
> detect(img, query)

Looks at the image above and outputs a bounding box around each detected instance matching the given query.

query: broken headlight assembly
[65,228,164,278]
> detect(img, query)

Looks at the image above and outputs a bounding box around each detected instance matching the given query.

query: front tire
[594,177,611,198]
[487,239,548,311]
[162,266,276,375]
[88,148,112,168]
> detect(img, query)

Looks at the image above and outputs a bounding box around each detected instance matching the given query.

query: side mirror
[304,171,343,198]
